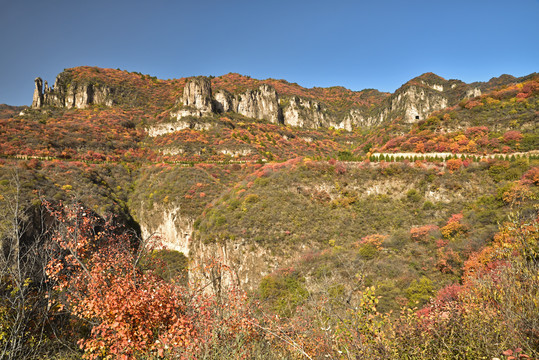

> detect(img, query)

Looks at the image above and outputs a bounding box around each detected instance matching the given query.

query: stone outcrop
[32,78,43,108]
[166,73,473,132]
[31,73,114,109]
[396,86,449,123]
[139,207,193,256]
[181,77,214,112]
[282,96,327,128]
[213,90,233,113]
[148,120,214,137]
[33,69,507,132]
[232,84,281,123]
[351,80,456,127]
[171,77,214,119]
[172,79,282,124]
[341,109,374,129]
[466,88,482,98]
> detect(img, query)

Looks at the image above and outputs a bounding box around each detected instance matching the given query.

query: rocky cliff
[171,77,214,118]
[172,78,282,124]
[281,96,328,128]
[31,68,527,132]
[32,72,115,109]
[233,84,282,123]
[164,73,488,132]
[349,73,486,127]
[166,77,353,131]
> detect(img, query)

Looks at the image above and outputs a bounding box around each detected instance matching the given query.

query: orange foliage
[440,213,467,238]
[358,234,387,250]
[521,167,539,185]
[45,202,260,359]
[464,100,482,109]
[446,158,463,172]
[503,130,523,143]
[436,247,462,274]
[410,225,439,242]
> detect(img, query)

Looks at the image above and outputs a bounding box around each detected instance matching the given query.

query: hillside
[0,67,538,359]
[370,75,539,155]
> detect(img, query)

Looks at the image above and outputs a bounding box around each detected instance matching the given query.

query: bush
[405,276,434,307]
[259,270,309,318]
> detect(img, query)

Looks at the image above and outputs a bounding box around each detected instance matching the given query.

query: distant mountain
[29,67,535,132]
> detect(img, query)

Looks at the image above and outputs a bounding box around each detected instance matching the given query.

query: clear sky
[1,0,538,105]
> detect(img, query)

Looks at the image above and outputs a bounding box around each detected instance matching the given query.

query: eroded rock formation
[233,84,281,123]
[33,69,499,132]
[31,73,114,109]
[32,78,43,108]
[282,96,327,128]
[164,73,473,132]
[172,79,282,124]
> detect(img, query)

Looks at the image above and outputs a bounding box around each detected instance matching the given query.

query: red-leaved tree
[44,202,261,359]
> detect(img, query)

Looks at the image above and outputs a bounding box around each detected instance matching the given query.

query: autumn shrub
[410,224,439,243]
[358,234,386,249]
[446,158,463,172]
[405,276,434,307]
[143,248,188,284]
[45,202,267,359]
[440,213,467,239]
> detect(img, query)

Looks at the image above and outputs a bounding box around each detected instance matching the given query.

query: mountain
[0,66,538,359]
[12,66,535,164]
[30,67,534,130]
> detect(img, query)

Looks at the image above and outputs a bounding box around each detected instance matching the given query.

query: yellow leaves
[484,97,500,106]
[441,213,466,239]
[501,182,533,207]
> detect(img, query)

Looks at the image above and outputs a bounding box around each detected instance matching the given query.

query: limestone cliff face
[32,69,506,132]
[171,77,214,119]
[148,120,213,137]
[395,85,449,124]
[350,79,456,127]
[341,109,375,128]
[32,78,43,108]
[172,79,282,124]
[213,90,233,113]
[134,204,279,291]
[138,206,193,256]
[182,77,214,112]
[282,96,327,128]
[232,84,281,124]
[165,73,469,131]
[31,73,114,109]
[466,88,482,98]
[189,237,283,291]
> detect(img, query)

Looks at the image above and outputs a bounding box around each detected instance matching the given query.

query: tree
[0,171,53,359]
[44,201,263,359]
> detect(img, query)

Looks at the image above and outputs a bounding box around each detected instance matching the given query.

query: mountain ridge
[29,66,535,133]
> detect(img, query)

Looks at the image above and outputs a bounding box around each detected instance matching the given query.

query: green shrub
[406,188,422,202]
[259,270,309,318]
[405,276,434,307]
[358,243,379,259]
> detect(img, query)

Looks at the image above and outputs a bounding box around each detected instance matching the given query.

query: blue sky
[1,0,538,105]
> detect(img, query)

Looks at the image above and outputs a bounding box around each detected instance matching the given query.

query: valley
[0,67,537,359]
